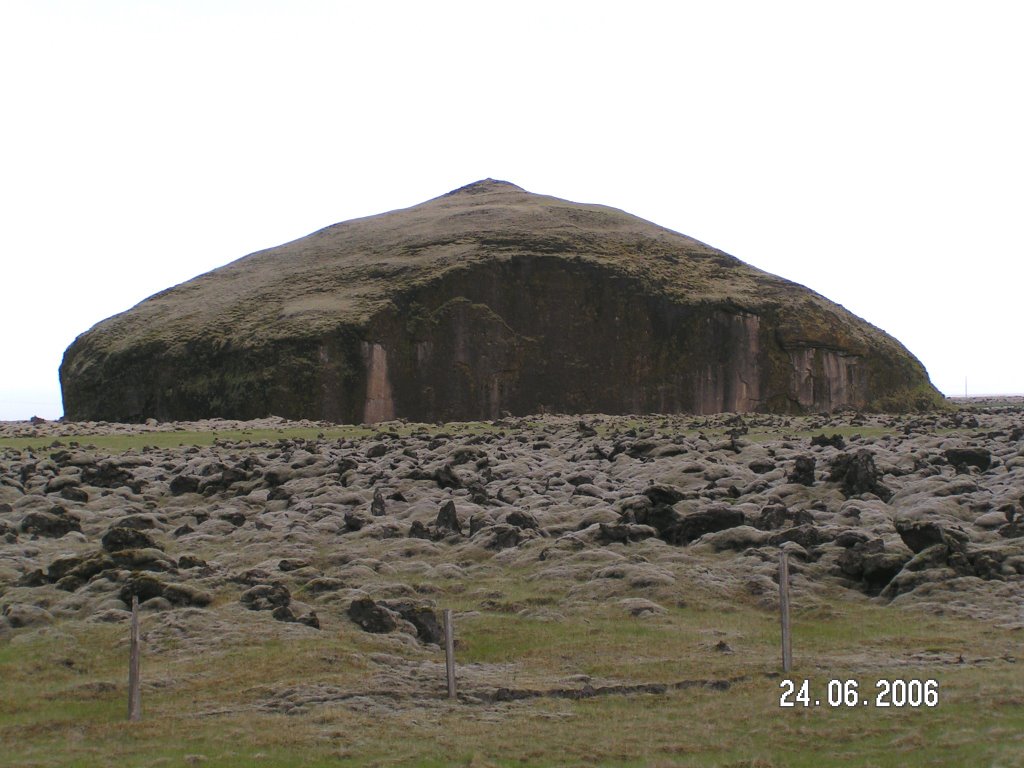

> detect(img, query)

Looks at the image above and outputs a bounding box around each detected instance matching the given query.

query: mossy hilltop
[60,180,941,422]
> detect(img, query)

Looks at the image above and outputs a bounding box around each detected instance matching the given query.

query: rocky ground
[1,402,1023,715]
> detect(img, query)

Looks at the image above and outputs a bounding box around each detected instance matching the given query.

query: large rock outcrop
[60,180,941,422]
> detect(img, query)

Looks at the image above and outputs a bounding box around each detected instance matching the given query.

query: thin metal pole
[128,594,142,721]
[779,550,793,673]
[443,609,456,700]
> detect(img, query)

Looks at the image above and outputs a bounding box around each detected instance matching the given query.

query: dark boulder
[833,529,870,548]
[811,434,846,450]
[60,486,89,503]
[768,524,831,549]
[344,511,368,532]
[46,552,103,583]
[678,506,745,544]
[371,488,386,516]
[240,583,292,611]
[121,574,211,606]
[20,507,82,538]
[748,458,776,474]
[968,548,1008,581]
[648,504,745,546]
[787,456,816,486]
[17,569,48,587]
[756,503,814,530]
[596,522,657,545]
[836,539,910,594]
[382,601,443,645]
[101,526,159,553]
[81,461,139,491]
[643,484,687,507]
[408,520,431,539]
[893,518,969,555]
[169,475,201,495]
[347,597,398,633]
[505,510,539,530]
[108,548,176,573]
[829,450,892,501]
[217,510,246,527]
[434,500,462,536]
[433,463,463,490]
[944,447,992,473]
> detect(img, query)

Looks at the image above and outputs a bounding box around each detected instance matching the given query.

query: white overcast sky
[1,1,1021,420]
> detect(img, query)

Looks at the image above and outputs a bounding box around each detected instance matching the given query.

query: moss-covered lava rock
[60,180,941,421]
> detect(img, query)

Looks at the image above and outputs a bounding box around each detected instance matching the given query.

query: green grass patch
[2,596,1022,767]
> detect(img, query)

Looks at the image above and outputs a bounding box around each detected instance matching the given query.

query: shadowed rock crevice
[60,180,940,422]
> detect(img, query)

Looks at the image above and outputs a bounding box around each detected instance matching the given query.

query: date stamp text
[779,678,939,708]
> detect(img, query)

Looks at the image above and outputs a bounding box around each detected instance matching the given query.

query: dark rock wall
[355,257,902,422]
[61,255,929,422]
[61,332,366,423]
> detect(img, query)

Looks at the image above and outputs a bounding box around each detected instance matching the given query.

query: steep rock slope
[60,180,940,421]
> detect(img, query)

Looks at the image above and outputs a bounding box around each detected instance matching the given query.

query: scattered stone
[101,526,158,552]
[433,463,463,490]
[60,486,89,503]
[787,456,816,486]
[944,447,992,473]
[120,574,211,607]
[893,518,968,555]
[371,488,386,516]
[434,500,462,536]
[20,507,82,538]
[505,510,539,530]
[642,484,687,507]
[2,603,55,628]
[768,524,830,549]
[596,522,658,545]
[347,597,398,633]
[811,434,846,450]
[475,523,526,550]
[829,450,892,501]
[169,475,201,495]
[382,601,443,644]
[240,583,292,611]
[3,407,1024,680]
[669,505,745,545]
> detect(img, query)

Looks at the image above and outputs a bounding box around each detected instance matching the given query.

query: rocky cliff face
[60,180,940,422]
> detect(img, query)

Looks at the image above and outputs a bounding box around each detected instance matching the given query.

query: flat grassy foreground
[3,577,1022,767]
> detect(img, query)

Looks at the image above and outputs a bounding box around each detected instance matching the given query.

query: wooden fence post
[443,609,456,700]
[778,550,793,673]
[128,594,142,722]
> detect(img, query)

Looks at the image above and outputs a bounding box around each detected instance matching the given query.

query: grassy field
[3,565,1022,767]
[0,416,969,455]
[0,420,523,453]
